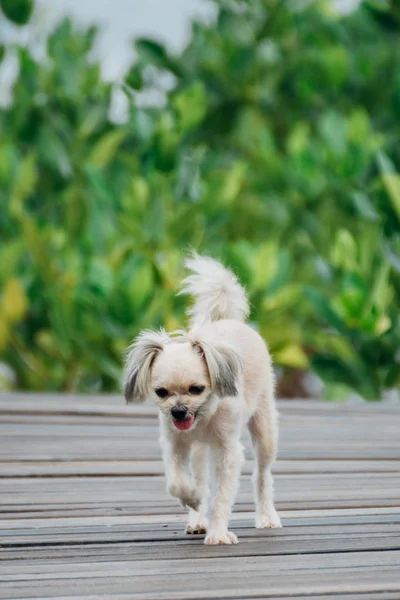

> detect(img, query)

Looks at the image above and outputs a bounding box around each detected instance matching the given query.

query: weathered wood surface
[0,393,399,599]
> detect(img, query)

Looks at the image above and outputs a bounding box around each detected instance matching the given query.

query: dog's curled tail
[179,253,249,328]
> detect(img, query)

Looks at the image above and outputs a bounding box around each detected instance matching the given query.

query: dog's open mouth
[172,415,195,431]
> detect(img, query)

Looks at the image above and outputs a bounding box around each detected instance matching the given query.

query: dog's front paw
[168,484,200,511]
[186,521,208,535]
[204,530,238,545]
[180,489,200,511]
[255,509,282,529]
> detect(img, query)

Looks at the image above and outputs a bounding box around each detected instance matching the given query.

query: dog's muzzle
[171,405,188,421]
[171,405,195,431]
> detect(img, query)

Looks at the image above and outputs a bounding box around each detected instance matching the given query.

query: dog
[124,254,281,544]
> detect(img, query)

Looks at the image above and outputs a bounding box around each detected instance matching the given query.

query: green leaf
[218,9,254,46]
[0,45,5,63]
[220,162,247,205]
[87,259,114,298]
[312,355,378,400]
[383,239,400,273]
[306,288,347,333]
[173,82,207,134]
[312,355,358,388]
[143,197,165,243]
[125,65,143,90]
[135,38,183,77]
[324,46,349,87]
[371,262,392,313]
[377,150,400,220]
[274,344,309,369]
[266,251,292,295]
[374,314,391,335]
[330,229,358,271]
[128,262,154,310]
[88,130,127,169]
[0,0,33,25]
[0,240,25,284]
[337,273,368,320]
[10,153,38,216]
[263,284,300,313]
[351,191,380,222]
[135,39,171,71]
[251,242,278,291]
[348,109,370,144]
[96,355,121,382]
[39,127,72,178]
[287,122,310,155]
[1,277,28,323]
[381,175,400,221]
[318,111,347,156]
[21,216,55,280]
[376,149,395,175]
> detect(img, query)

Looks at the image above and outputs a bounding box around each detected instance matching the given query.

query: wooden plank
[2,510,400,536]
[3,594,400,600]
[0,411,398,462]
[2,501,400,521]
[1,474,399,507]
[1,506,399,531]
[2,548,400,578]
[1,527,400,561]
[1,459,400,478]
[1,394,399,418]
[3,595,400,600]
[1,441,399,461]
[2,517,400,541]
[1,554,400,599]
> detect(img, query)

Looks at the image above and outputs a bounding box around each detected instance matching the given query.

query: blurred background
[0,0,399,401]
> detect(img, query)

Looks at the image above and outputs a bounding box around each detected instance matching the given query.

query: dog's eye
[189,385,205,395]
[155,388,169,398]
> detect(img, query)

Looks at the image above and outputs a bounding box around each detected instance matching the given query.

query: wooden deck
[0,393,399,599]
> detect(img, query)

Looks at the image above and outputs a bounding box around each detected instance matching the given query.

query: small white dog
[124,254,281,544]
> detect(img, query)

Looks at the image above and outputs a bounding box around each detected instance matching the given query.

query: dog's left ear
[124,330,169,403]
[192,339,242,397]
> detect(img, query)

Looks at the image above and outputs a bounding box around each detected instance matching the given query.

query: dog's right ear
[123,330,168,403]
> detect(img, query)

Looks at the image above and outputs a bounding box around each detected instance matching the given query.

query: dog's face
[124,330,242,432]
[151,342,211,431]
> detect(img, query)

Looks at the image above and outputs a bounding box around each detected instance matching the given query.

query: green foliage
[0,0,33,25]
[1,0,400,398]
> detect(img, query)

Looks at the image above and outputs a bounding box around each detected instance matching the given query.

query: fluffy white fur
[124,253,281,544]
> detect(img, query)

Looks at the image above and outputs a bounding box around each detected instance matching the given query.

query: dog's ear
[192,339,242,397]
[124,330,168,403]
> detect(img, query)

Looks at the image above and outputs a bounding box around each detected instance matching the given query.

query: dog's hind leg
[186,442,209,534]
[248,397,281,529]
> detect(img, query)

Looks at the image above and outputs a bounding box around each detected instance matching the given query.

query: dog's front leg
[160,434,200,511]
[186,442,209,534]
[205,440,244,545]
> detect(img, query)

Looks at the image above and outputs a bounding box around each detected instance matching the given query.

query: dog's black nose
[171,405,188,421]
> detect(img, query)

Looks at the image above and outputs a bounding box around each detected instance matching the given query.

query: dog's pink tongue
[173,415,195,431]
